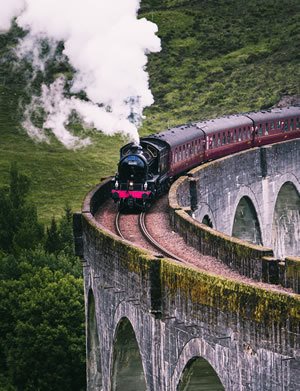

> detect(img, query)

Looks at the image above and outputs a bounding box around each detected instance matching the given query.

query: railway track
[139,212,184,262]
[115,210,184,262]
[115,211,125,240]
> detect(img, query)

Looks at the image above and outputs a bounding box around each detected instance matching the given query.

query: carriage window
[297,118,300,129]
[222,133,226,145]
[243,127,247,139]
[265,123,269,135]
[258,124,263,135]
[233,129,236,142]
[238,128,242,141]
[227,131,231,143]
[212,134,216,147]
[284,120,288,131]
[290,118,294,130]
[277,120,281,129]
[270,121,275,130]
[217,134,221,146]
[247,127,251,139]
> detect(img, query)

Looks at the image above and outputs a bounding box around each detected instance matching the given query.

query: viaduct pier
[74,139,300,391]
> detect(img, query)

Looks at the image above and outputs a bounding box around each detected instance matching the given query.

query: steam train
[111,106,300,210]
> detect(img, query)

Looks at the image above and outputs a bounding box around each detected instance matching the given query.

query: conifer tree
[0,164,44,253]
[45,217,60,254]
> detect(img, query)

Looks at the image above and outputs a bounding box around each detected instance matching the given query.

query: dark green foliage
[45,205,75,256]
[0,249,84,390]
[0,168,84,390]
[45,217,60,254]
[57,205,75,256]
[0,259,85,391]
[0,164,44,253]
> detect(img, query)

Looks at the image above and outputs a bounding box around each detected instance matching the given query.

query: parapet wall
[169,140,300,293]
[75,178,300,390]
[76,181,300,326]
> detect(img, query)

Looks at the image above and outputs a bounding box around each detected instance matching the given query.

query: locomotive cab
[112,142,157,210]
[111,138,171,210]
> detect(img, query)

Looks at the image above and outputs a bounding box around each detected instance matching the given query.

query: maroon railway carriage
[247,106,300,147]
[146,123,206,177]
[197,114,254,161]
[111,106,300,209]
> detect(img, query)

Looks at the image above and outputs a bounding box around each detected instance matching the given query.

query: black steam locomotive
[111,106,300,210]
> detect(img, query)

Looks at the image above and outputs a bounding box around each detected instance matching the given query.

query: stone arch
[271,173,300,203]
[87,289,102,391]
[231,195,262,246]
[177,356,224,390]
[194,203,216,229]
[202,215,213,228]
[230,186,263,244]
[172,338,229,390]
[272,181,300,258]
[111,317,147,391]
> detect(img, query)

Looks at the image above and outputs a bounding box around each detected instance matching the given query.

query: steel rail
[139,212,183,262]
[115,211,125,240]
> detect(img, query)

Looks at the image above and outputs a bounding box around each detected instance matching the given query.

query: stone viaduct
[74,139,300,391]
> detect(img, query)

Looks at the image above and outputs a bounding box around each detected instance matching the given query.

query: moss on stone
[160,258,300,325]
[285,256,300,279]
[82,171,300,330]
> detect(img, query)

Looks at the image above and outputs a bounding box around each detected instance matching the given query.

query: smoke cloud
[0,0,161,148]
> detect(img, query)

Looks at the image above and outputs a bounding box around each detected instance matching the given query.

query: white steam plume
[0,0,161,148]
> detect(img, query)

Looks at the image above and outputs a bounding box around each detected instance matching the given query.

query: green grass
[0,127,124,224]
[0,0,299,223]
[140,0,300,131]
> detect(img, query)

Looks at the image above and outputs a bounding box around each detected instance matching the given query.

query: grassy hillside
[0,0,299,223]
[140,0,300,131]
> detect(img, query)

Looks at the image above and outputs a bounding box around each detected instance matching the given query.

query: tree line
[0,164,85,390]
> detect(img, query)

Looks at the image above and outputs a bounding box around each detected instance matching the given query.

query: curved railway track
[115,211,125,240]
[139,212,184,262]
[115,209,184,262]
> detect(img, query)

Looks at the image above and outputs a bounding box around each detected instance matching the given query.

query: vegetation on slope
[0,167,85,390]
[140,0,300,131]
[0,0,299,220]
